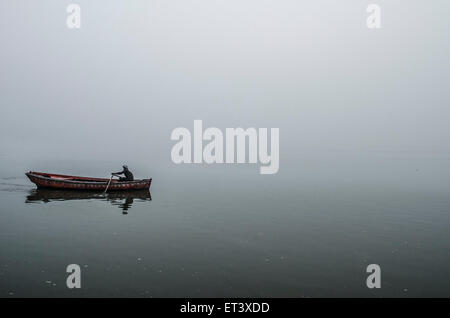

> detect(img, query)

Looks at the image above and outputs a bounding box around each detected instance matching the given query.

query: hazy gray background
[1,0,449,176]
[0,1,450,297]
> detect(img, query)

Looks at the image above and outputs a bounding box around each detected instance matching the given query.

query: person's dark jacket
[113,167,134,181]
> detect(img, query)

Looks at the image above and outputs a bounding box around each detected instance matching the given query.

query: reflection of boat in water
[26,188,152,214]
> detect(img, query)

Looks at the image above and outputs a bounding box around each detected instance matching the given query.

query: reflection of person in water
[119,197,134,214]
[26,188,151,214]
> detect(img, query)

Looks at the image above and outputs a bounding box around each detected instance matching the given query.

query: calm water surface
[1,154,450,297]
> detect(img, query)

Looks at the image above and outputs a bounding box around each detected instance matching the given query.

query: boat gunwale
[26,171,151,185]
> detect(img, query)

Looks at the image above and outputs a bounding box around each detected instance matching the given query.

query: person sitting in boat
[112,165,134,181]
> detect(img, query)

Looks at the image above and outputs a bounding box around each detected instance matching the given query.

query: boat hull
[26,171,151,191]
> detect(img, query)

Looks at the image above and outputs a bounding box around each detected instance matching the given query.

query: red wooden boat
[26,171,151,191]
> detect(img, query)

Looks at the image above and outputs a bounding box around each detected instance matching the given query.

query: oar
[103,175,114,194]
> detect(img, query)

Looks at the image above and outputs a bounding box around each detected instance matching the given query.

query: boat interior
[28,171,146,183]
[30,171,110,182]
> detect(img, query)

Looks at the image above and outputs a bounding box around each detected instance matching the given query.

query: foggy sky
[1,1,449,182]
